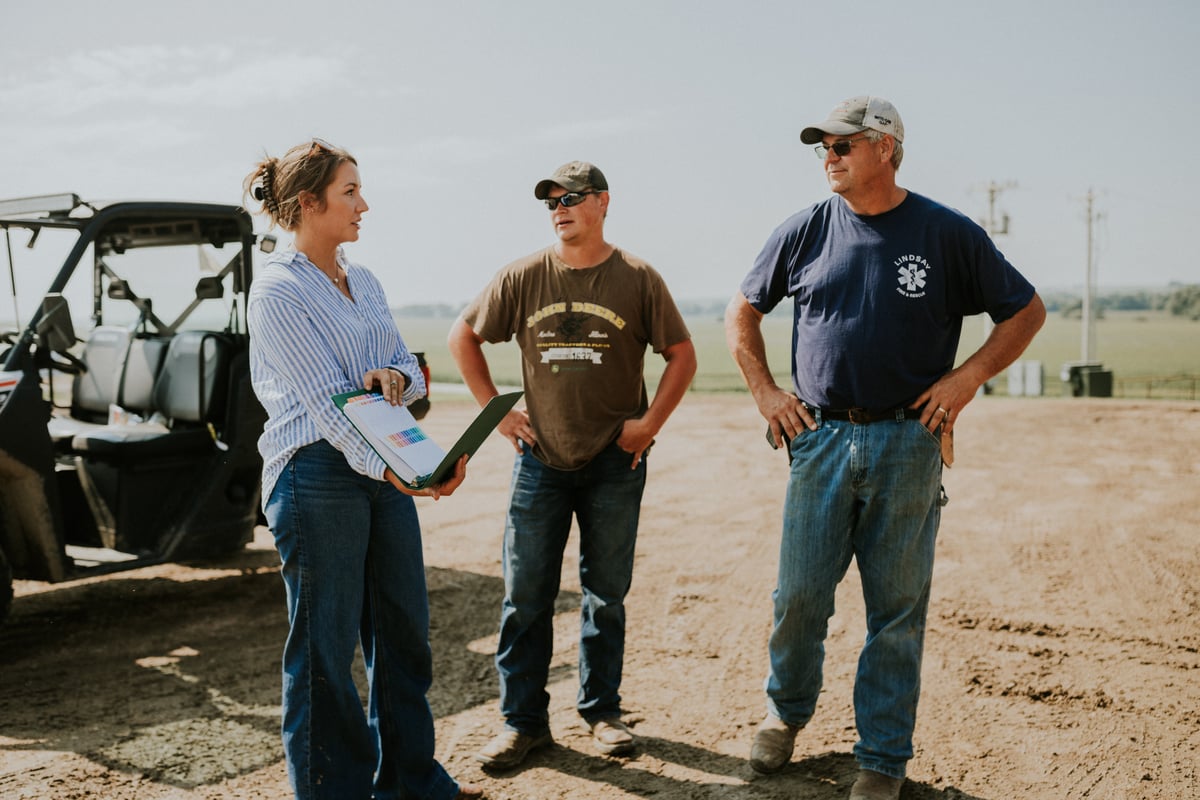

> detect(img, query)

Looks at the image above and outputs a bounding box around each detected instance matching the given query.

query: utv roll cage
[0,194,274,623]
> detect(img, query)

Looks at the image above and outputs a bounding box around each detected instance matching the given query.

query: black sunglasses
[544,191,598,211]
[813,134,871,159]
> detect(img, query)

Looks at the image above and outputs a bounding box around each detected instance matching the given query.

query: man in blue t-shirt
[725,96,1045,800]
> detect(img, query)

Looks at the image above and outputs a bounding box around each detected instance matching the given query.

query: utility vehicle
[0,193,430,625]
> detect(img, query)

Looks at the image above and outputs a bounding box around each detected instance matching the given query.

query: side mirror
[36,293,77,352]
[258,234,277,254]
[194,276,225,299]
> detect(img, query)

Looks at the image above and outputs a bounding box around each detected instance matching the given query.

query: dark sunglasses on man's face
[813,134,870,159]
[544,191,597,211]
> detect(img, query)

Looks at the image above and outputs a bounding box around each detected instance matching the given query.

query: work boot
[849,768,903,800]
[590,717,635,756]
[749,714,800,773]
[474,729,552,770]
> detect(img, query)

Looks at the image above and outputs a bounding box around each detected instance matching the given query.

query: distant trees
[1164,285,1200,320]
[1101,290,1161,311]
[1044,285,1200,319]
[391,303,464,318]
[386,290,1200,321]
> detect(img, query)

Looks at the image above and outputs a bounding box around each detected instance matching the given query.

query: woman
[244,138,481,799]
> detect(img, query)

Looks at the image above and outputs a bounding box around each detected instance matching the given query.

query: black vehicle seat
[47,326,132,444]
[69,330,232,459]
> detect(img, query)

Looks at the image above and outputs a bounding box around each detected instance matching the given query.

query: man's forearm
[959,293,1047,390]
[642,341,697,433]
[447,318,500,407]
[725,293,778,399]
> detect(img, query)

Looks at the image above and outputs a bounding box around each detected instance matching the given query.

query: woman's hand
[384,454,468,500]
[365,367,407,405]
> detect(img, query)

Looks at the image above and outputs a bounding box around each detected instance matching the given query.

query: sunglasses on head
[308,137,342,155]
[813,134,871,159]
[543,191,598,211]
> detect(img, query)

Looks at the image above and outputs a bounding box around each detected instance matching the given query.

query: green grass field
[400,309,1200,400]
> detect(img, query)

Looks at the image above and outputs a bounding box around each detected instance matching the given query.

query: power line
[979,180,1017,238]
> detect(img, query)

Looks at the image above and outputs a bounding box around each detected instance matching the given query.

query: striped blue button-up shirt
[248,248,425,505]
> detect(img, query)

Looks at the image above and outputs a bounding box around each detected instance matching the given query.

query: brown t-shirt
[462,246,690,470]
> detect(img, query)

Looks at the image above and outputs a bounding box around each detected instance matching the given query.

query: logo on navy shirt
[895,254,931,299]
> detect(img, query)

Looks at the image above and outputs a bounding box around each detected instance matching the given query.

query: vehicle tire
[0,544,12,627]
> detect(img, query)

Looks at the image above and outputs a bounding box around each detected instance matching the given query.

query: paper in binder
[333,389,522,489]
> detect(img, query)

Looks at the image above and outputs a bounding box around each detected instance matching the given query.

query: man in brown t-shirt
[449,161,696,769]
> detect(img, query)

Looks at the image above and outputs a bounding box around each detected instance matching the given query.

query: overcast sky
[3,0,1196,307]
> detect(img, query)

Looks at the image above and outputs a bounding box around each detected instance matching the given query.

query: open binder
[333,389,523,490]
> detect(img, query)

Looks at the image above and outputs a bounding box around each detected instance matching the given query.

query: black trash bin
[1060,362,1113,397]
[1081,367,1113,397]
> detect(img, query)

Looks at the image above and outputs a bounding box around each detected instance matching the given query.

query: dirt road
[2,396,1197,799]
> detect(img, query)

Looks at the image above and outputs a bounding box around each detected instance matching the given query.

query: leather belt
[816,406,916,424]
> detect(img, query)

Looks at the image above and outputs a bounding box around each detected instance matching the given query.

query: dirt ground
[1,395,1197,800]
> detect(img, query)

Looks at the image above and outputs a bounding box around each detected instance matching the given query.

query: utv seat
[117,335,171,414]
[66,330,241,554]
[70,330,231,459]
[47,328,171,449]
[47,326,131,445]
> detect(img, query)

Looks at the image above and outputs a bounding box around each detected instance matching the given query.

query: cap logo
[872,114,893,127]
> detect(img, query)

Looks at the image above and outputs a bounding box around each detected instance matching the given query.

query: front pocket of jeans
[914,420,944,450]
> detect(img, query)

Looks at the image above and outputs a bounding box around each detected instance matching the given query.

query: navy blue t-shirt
[740,191,1036,410]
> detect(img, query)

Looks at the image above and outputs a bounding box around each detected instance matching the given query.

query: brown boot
[474,729,553,770]
[849,769,903,800]
[590,717,636,756]
[749,714,800,774]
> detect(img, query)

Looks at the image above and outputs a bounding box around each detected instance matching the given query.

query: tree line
[390,286,1200,321]
[1043,284,1200,319]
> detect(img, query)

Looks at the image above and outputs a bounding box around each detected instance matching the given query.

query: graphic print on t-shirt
[525,299,626,372]
[895,253,932,299]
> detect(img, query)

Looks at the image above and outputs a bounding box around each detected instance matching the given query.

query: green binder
[333,389,523,490]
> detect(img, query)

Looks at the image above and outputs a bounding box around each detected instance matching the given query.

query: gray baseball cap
[800,96,905,144]
[533,161,609,199]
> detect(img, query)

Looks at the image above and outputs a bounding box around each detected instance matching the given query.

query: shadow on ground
[0,552,577,790]
[484,737,989,799]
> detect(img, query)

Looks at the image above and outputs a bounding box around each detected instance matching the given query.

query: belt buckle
[847,407,870,424]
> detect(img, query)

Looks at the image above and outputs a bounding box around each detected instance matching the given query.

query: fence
[1114,374,1200,401]
[1005,362,1200,400]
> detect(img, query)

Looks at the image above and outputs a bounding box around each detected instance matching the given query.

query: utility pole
[977,182,1016,383]
[1080,188,1098,363]
[978,183,1017,317]
[982,180,1015,240]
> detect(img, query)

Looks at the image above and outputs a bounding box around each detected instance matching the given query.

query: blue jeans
[496,440,647,734]
[766,415,946,780]
[264,440,459,800]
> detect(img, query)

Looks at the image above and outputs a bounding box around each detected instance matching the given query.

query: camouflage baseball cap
[800,96,904,144]
[533,161,609,199]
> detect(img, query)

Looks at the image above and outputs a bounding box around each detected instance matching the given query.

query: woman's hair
[243,139,357,231]
[864,129,904,172]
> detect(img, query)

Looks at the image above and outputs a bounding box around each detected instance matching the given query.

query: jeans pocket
[914,419,944,449]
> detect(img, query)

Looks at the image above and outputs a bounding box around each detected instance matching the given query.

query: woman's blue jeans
[767,416,946,780]
[264,440,459,800]
[496,440,647,734]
